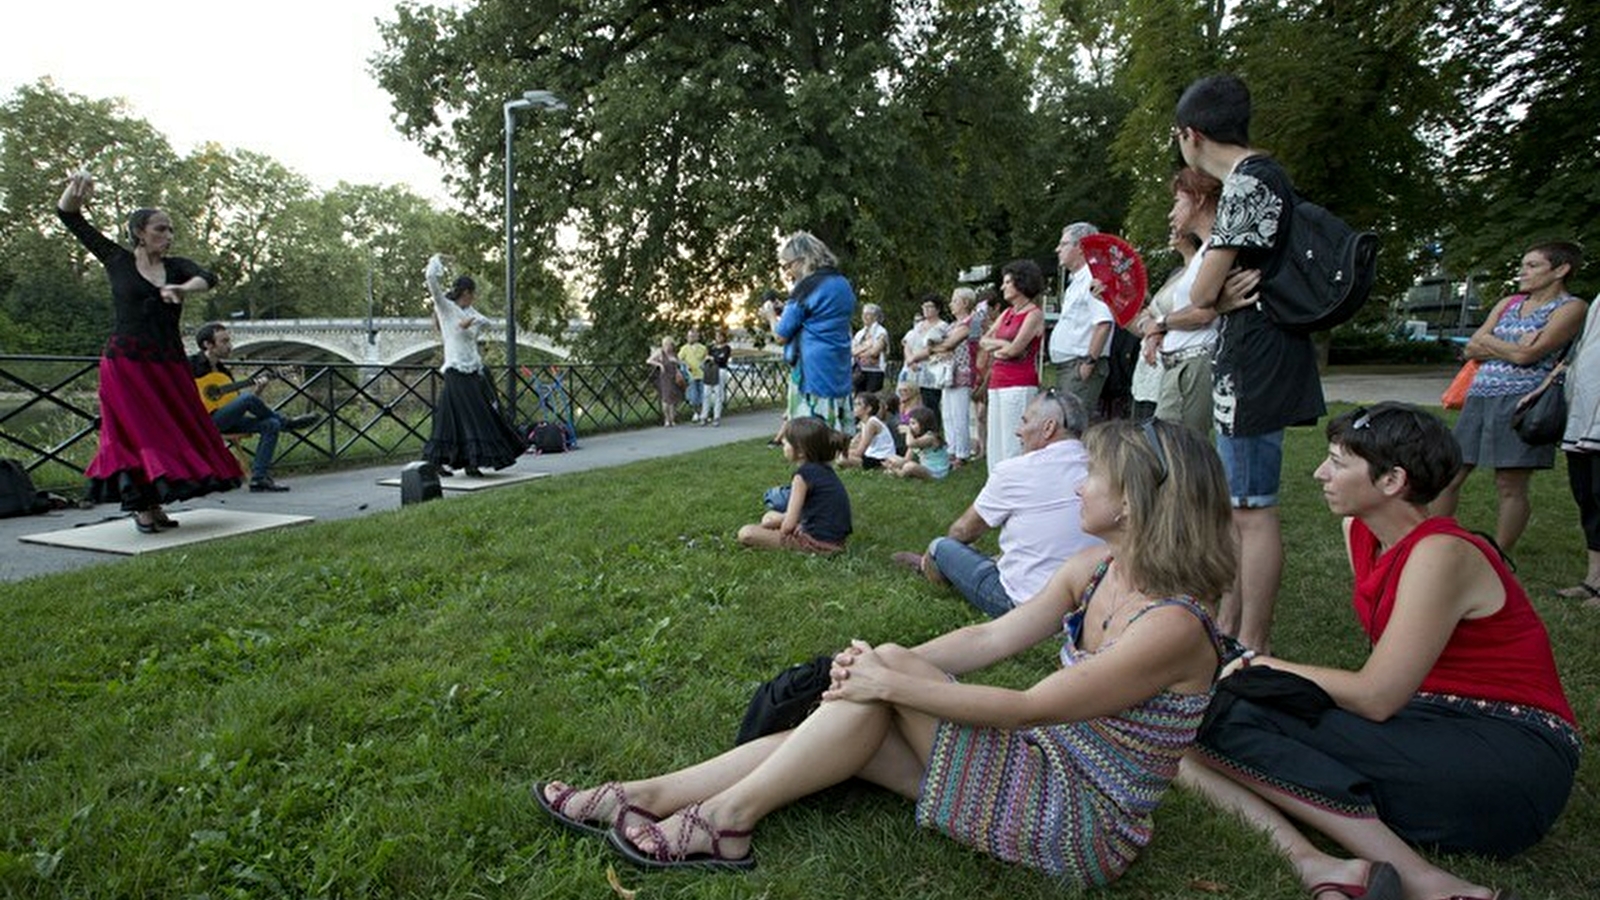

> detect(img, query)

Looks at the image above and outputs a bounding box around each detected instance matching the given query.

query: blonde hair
[1083,419,1235,605]
[950,287,976,314]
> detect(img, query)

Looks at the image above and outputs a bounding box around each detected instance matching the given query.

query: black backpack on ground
[0,459,51,518]
[528,421,567,454]
[1256,172,1379,334]
[734,655,832,745]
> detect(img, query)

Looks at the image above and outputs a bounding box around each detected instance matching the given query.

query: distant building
[1397,272,1488,339]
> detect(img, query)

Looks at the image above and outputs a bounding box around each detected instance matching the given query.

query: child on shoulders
[888,407,951,480]
[839,393,896,470]
[738,416,853,554]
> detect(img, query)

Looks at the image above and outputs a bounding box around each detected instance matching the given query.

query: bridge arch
[216,318,573,365]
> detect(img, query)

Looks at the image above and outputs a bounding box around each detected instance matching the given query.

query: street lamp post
[503,89,567,427]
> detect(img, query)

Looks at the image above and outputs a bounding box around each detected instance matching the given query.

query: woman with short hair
[762,232,856,434]
[978,260,1047,471]
[1183,402,1578,900]
[851,303,889,395]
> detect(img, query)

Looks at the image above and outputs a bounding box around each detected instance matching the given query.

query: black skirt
[422,369,527,470]
[1195,691,1579,858]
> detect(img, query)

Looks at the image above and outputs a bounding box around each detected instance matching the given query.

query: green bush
[1328,327,1459,365]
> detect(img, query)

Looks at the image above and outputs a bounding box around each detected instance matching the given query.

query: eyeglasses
[1349,404,1430,433]
[1141,419,1169,487]
[1041,388,1075,431]
[1170,125,1188,143]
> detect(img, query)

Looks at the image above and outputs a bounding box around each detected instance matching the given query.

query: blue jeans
[1215,430,1284,508]
[686,378,704,411]
[211,394,283,480]
[928,537,1015,618]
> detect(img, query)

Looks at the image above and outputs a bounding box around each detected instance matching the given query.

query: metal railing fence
[0,355,788,490]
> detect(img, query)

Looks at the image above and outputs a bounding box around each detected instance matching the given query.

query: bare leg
[1232,506,1282,652]
[626,645,945,860]
[1178,756,1492,900]
[1565,549,1600,600]
[1492,467,1533,554]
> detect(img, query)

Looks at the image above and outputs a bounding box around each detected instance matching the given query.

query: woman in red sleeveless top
[977,260,1045,473]
[1183,402,1578,900]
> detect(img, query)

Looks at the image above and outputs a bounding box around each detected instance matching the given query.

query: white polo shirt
[974,438,1103,603]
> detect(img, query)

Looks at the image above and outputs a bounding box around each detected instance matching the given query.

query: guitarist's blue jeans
[211,395,283,482]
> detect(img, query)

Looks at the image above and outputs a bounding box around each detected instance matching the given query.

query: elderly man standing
[891,391,1102,617]
[1047,222,1113,416]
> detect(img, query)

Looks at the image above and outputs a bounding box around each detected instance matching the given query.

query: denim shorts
[1215,430,1284,508]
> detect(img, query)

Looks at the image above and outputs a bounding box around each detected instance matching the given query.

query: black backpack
[734,655,832,745]
[0,459,50,518]
[529,421,567,454]
[1258,191,1379,334]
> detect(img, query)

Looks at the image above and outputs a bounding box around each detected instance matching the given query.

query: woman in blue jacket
[761,232,856,435]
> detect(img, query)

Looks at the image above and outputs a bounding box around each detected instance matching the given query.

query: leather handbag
[1512,372,1567,445]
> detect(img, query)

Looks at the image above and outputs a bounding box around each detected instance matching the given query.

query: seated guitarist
[189,322,316,492]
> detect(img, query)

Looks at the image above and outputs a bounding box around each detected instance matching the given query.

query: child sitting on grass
[738,416,853,554]
[888,407,951,480]
[890,379,922,455]
[838,393,896,471]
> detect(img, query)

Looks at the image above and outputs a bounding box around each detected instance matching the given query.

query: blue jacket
[776,269,855,399]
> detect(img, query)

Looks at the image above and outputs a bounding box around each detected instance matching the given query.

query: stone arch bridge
[221,318,576,366]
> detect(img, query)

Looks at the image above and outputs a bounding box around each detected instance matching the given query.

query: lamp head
[520,90,567,111]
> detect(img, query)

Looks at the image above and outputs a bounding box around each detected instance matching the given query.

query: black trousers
[1566,450,1600,550]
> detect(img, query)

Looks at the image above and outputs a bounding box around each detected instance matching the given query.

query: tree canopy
[3,2,1593,359]
[0,80,476,355]
[372,0,1595,362]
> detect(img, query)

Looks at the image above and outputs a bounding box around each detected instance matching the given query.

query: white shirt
[1159,250,1217,354]
[973,438,1103,603]
[862,415,896,460]
[426,271,490,374]
[1048,267,1113,362]
[852,322,889,371]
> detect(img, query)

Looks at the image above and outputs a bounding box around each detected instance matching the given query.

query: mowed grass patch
[1,412,1597,899]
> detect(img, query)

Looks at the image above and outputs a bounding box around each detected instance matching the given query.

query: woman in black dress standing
[57,169,242,533]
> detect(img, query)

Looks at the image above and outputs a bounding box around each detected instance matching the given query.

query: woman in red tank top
[976,260,1045,472]
[1182,402,1578,900]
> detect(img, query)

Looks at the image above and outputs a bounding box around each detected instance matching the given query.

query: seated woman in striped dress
[535,419,1237,886]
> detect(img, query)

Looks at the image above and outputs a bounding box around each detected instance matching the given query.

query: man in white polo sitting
[892,391,1102,617]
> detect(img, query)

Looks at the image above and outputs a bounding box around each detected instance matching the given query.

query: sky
[3,1,457,203]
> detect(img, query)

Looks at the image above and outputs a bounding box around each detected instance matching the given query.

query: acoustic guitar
[195,369,276,414]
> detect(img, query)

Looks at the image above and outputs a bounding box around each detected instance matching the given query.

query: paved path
[0,367,1456,584]
[0,411,781,584]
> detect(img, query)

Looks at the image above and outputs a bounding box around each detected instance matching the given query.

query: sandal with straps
[533,780,659,838]
[1309,861,1400,900]
[607,801,755,872]
[1553,582,1600,600]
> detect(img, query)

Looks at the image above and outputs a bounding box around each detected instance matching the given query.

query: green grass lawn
[2,406,1598,899]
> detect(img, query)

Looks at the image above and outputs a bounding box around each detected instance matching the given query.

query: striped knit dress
[915,562,1218,885]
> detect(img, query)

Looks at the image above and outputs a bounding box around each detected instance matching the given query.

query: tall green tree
[374,0,1068,359]
[1446,0,1599,298]
[0,80,183,353]
[1108,1,1477,311]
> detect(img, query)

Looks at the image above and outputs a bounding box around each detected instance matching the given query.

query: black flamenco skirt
[422,369,527,470]
[86,354,244,511]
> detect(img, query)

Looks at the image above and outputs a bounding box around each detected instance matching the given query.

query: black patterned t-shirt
[1206,156,1325,437]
